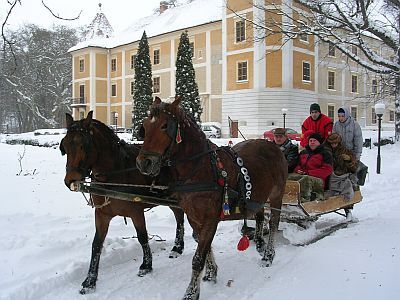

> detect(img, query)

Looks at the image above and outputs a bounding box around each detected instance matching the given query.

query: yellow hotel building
[69,0,395,137]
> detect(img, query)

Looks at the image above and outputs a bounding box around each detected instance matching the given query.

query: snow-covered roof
[81,11,114,41]
[69,0,223,52]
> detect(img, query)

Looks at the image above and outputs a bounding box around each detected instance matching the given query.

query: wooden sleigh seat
[282,180,362,217]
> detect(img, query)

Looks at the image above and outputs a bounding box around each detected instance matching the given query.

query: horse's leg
[254,209,266,256]
[80,208,112,294]
[130,209,152,277]
[262,202,282,267]
[202,249,218,283]
[169,207,185,258]
[183,221,218,300]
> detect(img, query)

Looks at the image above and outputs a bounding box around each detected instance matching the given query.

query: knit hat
[273,128,286,136]
[338,108,345,114]
[308,132,324,144]
[310,103,321,113]
[326,133,342,144]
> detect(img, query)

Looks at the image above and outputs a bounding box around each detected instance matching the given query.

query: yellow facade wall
[265,10,282,46]
[227,52,253,91]
[95,106,107,123]
[266,50,282,88]
[293,51,315,91]
[226,0,252,13]
[96,53,107,78]
[96,80,108,103]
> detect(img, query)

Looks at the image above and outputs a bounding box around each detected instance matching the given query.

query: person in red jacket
[300,103,333,148]
[290,133,333,202]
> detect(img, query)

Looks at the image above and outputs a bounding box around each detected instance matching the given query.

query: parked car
[201,124,221,138]
[263,128,301,142]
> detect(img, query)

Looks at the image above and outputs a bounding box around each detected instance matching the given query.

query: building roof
[69,0,223,52]
[81,3,114,41]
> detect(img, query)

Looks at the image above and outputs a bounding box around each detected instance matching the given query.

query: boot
[345,208,353,221]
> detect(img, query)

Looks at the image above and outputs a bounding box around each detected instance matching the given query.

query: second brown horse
[136,97,288,300]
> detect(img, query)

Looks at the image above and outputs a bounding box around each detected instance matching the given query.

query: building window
[111,83,117,97]
[299,32,308,43]
[351,74,358,93]
[198,50,203,59]
[390,110,395,122]
[237,61,248,82]
[328,105,335,120]
[372,108,376,124]
[302,61,311,82]
[328,43,335,57]
[189,42,194,58]
[153,77,160,93]
[327,70,335,90]
[153,49,160,65]
[351,45,358,56]
[79,84,85,102]
[79,111,85,120]
[372,79,378,94]
[130,54,136,69]
[235,19,245,43]
[79,58,84,72]
[351,107,357,121]
[111,58,117,72]
[130,81,135,95]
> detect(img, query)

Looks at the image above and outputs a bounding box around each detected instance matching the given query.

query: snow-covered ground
[0,129,399,300]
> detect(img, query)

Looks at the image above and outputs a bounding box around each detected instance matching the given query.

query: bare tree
[228,0,400,140]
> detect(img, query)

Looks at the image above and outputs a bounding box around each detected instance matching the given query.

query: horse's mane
[150,101,205,140]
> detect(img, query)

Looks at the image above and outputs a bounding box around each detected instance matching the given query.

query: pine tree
[132,31,153,140]
[175,31,202,123]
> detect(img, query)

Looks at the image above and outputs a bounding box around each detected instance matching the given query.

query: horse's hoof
[79,286,95,295]
[137,267,152,277]
[202,274,217,283]
[169,250,182,259]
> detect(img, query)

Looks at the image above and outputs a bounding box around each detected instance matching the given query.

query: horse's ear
[82,111,93,128]
[172,95,182,108]
[154,97,162,105]
[59,138,66,156]
[66,113,73,129]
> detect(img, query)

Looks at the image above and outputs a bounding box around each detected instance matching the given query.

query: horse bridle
[60,123,95,179]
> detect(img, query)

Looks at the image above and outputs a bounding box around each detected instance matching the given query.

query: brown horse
[136,97,288,300]
[60,111,185,294]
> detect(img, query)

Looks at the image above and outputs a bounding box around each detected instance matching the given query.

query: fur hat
[326,133,342,144]
[310,103,321,113]
[308,132,324,144]
[274,128,286,136]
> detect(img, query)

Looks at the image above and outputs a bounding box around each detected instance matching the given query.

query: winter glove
[341,154,351,161]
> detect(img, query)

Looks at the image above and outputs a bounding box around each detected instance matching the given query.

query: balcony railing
[70,97,87,107]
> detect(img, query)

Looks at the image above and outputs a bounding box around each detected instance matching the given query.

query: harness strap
[170,182,222,193]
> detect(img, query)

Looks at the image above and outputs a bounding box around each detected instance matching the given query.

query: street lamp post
[281,108,288,129]
[114,112,118,130]
[374,103,385,174]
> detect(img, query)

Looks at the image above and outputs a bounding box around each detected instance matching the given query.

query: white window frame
[153,48,160,65]
[327,69,336,90]
[236,60,248,82]
[371,107,377,124]
[390,110,395,122]
[198,49,203,59]
[327,104,335,120]
[351,106,358,121]
[111,83,117,97]
[351,45,358,56]
[153,76,161,94]
[189,40,195,58]
[111,57,117,72]
[328,43,335,57]
[79,57,85,72]
[130,81,135,96]
[234,17,246,43]
[372,79,378,94]
[130,53,136,70]
[302,61,311,82]
[79,84,85,101]
[351,73,358,93]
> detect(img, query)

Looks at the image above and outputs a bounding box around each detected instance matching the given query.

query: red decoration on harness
[237,235,250,251]
[217,178,225,186]
[176,124,182,144]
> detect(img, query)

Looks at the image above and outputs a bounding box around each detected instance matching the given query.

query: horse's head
[60,111,98,190]
[136,96,186,177]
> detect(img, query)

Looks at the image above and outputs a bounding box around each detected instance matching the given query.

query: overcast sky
[1,0,162,33]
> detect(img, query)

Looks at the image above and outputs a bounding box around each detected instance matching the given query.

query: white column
[281,0,293,89]
[170,39,175,98]
[253,0,266,90]
[107,50,111,124]
[222,3,227,94]
[341,68,346,106]
[89,51,96,117]
[122,49,126,127]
